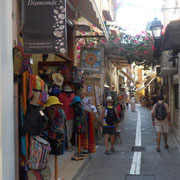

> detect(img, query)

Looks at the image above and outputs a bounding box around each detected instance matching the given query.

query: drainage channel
[130,146,145,152]
[125,175,155,180]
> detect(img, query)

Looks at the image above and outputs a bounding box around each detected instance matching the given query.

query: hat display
[52,73,64,86]
[44,96,63,107]
[71,96,81,105]
[64,85,72,92]
[106,96,113,102]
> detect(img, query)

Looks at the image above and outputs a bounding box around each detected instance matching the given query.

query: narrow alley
[77,105,180,180]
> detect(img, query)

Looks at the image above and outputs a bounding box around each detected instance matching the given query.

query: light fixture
[150,18,163,40]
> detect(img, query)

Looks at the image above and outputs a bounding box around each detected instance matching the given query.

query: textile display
[45,105,65,155]
[28,136,51,170]
[80,111,89,150]
[58,92,75,120]
[73,103,85,134]
[45,106,65,137]
[88,113,96,153]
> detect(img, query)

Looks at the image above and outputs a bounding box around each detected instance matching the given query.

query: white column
[178,58,180,128]
[0,0,15,180]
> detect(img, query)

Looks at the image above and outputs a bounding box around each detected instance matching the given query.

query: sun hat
[71,96,81,105]
[106,96,113,102]
[52,73,64,86]
[44,96,63,107]
[64,85,73,92]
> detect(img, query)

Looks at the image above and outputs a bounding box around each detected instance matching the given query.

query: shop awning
[144,73,156,87]
[67,0,109,39]
[119,69,135,82]
[160,61,177,75]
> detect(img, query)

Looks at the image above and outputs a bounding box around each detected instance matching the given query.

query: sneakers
[104,150,110,155]
[110,147,115,152]
[156,147,161,152]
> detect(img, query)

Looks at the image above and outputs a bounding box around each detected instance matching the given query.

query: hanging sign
[22,0,66,54]
[80,48,103,73]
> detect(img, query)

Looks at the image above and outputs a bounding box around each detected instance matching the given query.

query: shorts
[102,126,116,135]
[155,123,169,133]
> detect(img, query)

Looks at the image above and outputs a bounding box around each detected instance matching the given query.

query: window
[87,85,93,93]
[174,84,179,109]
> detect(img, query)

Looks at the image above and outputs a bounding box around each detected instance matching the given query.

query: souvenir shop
[14,45,97,179]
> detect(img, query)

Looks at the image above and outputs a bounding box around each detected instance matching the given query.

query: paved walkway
[77,105,180,180]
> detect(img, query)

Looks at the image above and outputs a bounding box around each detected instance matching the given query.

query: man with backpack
[101,96,118,155]
[152,94,171,152]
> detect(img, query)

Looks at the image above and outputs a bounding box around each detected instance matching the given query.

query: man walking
[151,94,171,152]
[101,96,118,155]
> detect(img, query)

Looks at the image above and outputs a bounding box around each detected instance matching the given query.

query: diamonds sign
[22,0,66,54]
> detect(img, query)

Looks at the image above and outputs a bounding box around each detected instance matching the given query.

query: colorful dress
[73,103,85,134]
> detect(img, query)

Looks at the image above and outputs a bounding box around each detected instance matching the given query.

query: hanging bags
[28,136,51,170]
[28,74,48,106]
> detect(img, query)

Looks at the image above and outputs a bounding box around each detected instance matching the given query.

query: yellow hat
[44,96,63,107]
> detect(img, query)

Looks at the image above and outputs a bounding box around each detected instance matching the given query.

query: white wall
[0,0,15,179]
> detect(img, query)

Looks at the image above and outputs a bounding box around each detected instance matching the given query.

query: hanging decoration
[80,47,103,73]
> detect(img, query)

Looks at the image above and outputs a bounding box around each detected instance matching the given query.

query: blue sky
[116,0,163,35]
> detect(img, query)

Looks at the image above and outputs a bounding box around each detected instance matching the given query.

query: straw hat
[64,86,73,92]
[52,73,64,86]
[106,96,113,102]
[44,96,63,107]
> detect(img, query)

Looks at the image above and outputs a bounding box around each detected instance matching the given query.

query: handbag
[28,136,51,170]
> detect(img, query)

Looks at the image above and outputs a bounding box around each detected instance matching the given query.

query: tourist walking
[101,96,118,155]
[151,94,171,152]
[130,95,136,112]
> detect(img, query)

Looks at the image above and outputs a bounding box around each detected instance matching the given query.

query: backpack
[23,104,48,135]
[105,107,117,125]
[28,136,51,170]
[155,103,167,121]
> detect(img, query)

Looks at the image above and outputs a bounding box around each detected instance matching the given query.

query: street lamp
[150,18,163,40]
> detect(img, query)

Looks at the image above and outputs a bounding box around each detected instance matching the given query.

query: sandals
[156,147,161,152]
[165,144,169,149]
[71,157,84,161]
[110,148,115,152]
[104,150,110,155]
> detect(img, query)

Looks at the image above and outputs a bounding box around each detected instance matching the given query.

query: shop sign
[22,0,66,54]
[80,48,103,73]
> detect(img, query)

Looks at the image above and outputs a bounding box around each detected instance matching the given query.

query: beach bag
[28,74,48,106]
[28,136,51,170]
[13,46,32,75]
[105,107,117,125]
[155,103,167,121]
[27,166,51,180]
[23,104,48,135]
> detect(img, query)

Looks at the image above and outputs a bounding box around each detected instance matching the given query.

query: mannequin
[59,86,75,151]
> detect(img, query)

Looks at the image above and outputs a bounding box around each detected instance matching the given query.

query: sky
[116,0,163,35]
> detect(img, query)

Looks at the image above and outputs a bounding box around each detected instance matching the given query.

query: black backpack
[155,103,167,121]
[23,104,48,135]
[105,107,117,125]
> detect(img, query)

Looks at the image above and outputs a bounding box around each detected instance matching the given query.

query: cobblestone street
[77,105,180,180]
